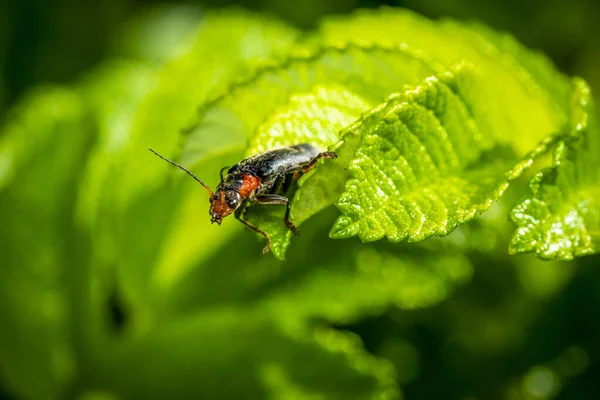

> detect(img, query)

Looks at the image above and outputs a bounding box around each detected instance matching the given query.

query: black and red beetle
[149,144,337,254]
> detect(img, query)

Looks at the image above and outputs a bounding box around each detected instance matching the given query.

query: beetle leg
[293,151,338,180]
[279,173,295,195]
[271,174,287,194]
[254,194,300,236]
[234,202,272,255]
[307,151,337,169]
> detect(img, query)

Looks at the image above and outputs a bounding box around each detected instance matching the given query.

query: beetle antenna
[149,148,214,199]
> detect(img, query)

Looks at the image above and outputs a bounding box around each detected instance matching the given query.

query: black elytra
[149,143,337,254]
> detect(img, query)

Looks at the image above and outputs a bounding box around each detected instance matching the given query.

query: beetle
[149,144,337,254]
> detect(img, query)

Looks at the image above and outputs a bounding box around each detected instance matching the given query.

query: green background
[1,0,600,399]
[2,0,600,115]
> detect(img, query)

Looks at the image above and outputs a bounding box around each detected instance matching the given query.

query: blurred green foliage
[1,2,600,400]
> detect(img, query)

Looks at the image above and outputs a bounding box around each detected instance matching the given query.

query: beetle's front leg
[254,194,300,236]
[234,202,272,255]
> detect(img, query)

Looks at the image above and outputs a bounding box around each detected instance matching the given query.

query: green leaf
[84,11,300,317]
[317,8,570,146]
[289,10,573,256]
[243,85,374,258]
[182,42,440,164]
[75,60,157,231]
[113,10,300,213]
[456,20,570,113]
[162,206,473,318]
[87,310,399,400]
[3,7,597,400]
[111,4,203,65]
[247,85,374,155]
[261,246,473,331]
[329,64,560,243]
[180,8,574,259]
[71,60,160,343]
[117,209,472,400]
[182,43,441,259]
[0,86,94,400]
[510,79,600,260]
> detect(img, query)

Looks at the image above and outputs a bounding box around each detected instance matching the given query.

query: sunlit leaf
[2,7,599,400]
[316,8,569,152]
[179,8,575,258]
[182,43,441,258]
[510,79,600,260]
[243,86,374,259]
[329,65,561,244]
[182,42,440,164]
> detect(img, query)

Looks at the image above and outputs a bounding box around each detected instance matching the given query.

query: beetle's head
[148,149,244,226]
[209,189,242,225]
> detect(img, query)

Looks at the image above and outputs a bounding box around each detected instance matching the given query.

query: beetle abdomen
[232,143,322,179]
